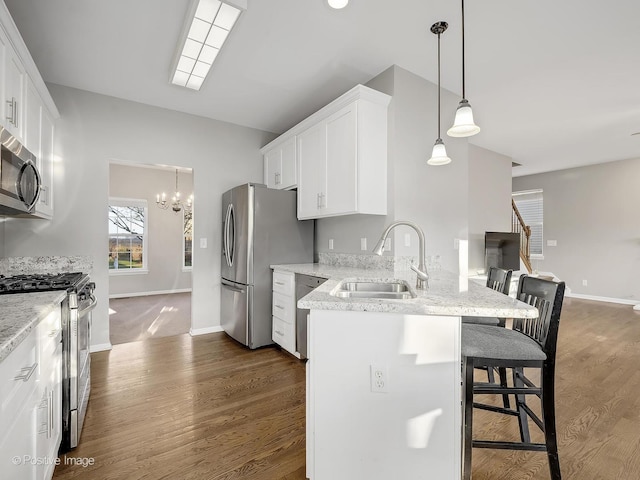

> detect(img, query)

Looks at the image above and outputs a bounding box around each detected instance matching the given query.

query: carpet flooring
[108,292,191,345]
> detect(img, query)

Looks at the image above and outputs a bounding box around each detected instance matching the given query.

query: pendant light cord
[437,30,442,139]
[461,0,466,100]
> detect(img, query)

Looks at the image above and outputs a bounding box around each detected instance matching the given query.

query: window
[183,209,193,269]
[512,189,543,258]
[108,198,148,272]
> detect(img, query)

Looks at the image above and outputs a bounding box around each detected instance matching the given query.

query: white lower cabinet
[0,306,62,480]
[271,270,298,356]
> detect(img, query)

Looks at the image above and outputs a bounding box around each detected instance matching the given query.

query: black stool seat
[462,324,547,362]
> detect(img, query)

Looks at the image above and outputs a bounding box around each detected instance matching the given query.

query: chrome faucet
[372,221,429,289]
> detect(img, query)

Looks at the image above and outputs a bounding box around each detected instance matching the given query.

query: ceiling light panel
[171,0,244,91]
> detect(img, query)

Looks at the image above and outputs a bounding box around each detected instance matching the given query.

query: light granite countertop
[271,263,538,318]
[0,291,67,363]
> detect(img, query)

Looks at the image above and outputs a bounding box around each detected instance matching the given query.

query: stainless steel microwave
[0,126,41,215]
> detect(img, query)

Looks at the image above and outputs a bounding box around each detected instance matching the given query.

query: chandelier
[156,169,193,213]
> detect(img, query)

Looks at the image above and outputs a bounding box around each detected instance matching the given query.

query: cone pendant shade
[427,138,451,166]
[448,99,480,137]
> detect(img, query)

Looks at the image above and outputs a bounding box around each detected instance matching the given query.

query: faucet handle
[410,263,429,280]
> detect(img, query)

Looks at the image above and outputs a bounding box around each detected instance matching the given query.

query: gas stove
[0,272,87,294]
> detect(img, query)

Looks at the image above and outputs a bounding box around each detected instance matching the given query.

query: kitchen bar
[273,263,538,479]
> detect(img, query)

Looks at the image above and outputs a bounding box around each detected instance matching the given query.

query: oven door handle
[78,294,98,317]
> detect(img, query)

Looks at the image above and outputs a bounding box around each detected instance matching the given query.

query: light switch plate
[200,237,207,248]
[360,238,367,251]
[329,239,334,250]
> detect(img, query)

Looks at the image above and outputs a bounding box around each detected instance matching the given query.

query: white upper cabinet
[297,85,390,220]
[0,3,59,219]
[263,136,296,190]
[262,84,390,219]
[0,23,25,141]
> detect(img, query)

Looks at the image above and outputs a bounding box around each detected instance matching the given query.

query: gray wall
[3,84,273,349]
[468,145,513,273]
[108,163,193,296]
[316,65,474,274]
[513,157,640,301]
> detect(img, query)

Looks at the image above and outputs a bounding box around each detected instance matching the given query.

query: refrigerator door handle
[224,203,235,267]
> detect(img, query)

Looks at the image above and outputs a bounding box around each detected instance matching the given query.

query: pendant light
[447,0,480,137]
[428,21,451,166]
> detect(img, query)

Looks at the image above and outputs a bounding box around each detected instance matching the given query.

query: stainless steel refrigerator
[220,183,314,349]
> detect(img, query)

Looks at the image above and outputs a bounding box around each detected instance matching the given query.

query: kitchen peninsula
[272,263,538,480]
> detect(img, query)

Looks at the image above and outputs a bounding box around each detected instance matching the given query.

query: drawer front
[272,291,295,324]
[273,270,295,296]
[38,307,62,359]
[0,329,38,430]
[272,316,295,354]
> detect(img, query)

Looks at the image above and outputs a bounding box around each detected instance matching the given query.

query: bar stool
[462,275,566,480]
[462,266,512,327]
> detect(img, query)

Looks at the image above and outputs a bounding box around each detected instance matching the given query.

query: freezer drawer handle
[15,362,38,382]
[223,283,245,294]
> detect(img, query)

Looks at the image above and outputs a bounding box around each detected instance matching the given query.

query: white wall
[468,145,513,273]
[3,84,273,349]
[513,157,640,302]
[108,164,193,296]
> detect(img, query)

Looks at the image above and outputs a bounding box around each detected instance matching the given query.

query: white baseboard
[90,343,113,352]
[565,292,639,306]
[109,288,192,299]
[190,326,224,336]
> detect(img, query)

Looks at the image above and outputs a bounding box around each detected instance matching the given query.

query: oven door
[62,288,96,452]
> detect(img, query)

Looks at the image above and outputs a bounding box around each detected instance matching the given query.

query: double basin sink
[331,280,416,300]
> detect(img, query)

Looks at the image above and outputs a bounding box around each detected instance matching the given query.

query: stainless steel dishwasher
[295,274,327,359]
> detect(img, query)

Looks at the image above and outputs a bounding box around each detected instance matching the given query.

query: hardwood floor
[109,293,191,345]
[53,298,640,479]
[53,334,306,480]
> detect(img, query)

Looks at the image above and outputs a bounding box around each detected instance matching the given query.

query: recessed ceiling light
[171,0,246,91]
[328,0,349,9]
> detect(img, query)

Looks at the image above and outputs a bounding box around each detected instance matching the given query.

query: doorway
[107,162,194,345]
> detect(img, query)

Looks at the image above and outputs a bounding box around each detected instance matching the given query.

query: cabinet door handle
[274,281,285,286]
[15,362,38,382]
[274,304,285,310]
[6,98,15,125]
[275,329,284,336]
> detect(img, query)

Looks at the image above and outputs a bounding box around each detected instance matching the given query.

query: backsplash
[0,256,94,276]
[317,252,442,272]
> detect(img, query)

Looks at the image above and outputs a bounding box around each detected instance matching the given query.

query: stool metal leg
[463,356,474,480]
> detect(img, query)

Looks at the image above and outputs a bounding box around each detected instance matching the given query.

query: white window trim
[109,197,149,274]
[183,208,193,270]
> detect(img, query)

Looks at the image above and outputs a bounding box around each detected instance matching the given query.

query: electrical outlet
[582,279,588,286]
[370,364,389,393]
[404,233,411,247]
[361,237,367,251]
[199,237,207,248]
[384,237,391,251]
[329,238,334,250]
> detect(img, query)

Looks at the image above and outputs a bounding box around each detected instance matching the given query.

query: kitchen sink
[331,280,416,300]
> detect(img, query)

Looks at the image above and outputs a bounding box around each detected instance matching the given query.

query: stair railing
[511,199,533,273]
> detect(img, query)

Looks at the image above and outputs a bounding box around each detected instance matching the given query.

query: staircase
[512,199,533,273]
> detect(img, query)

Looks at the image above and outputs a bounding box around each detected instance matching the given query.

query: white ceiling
[5,0,640,177]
